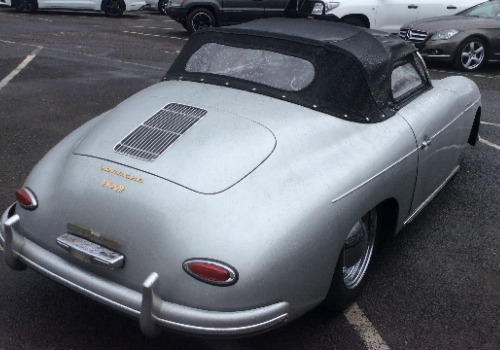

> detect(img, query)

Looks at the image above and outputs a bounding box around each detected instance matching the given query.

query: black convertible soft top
[164,18,419,123]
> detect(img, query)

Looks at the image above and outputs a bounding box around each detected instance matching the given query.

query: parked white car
[289,0,486,33]
[5,0,146,17]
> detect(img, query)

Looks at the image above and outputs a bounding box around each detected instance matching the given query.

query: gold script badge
[101,180,125,193]
[99,166,143,183]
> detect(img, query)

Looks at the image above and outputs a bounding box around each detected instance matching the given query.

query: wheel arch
[468,106,481,146]
[340,14,370,28]
[454,34,492,61]
[186,3,220,21]
[376,198,399,239]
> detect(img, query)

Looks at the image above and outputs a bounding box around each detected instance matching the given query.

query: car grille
[114,103,207,161]
[398,29,428,43]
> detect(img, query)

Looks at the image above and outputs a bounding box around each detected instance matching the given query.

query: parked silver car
[1,19,481,337]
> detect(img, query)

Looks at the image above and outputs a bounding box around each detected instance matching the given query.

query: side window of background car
[391,62,424,100]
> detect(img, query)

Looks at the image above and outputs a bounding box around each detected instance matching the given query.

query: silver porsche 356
[1,18,481,336]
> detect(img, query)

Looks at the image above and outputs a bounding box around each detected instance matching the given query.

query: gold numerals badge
[101,180,125,193]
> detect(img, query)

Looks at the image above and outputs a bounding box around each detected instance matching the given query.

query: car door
[394,55,467,216]
[222,0,265,24]
[264,0,287,17]
[375,0,420,33]
[417,0,459,21]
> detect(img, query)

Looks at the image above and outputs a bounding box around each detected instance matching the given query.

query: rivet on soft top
[282,95,286,98]
[366,117,370,121]
[313,105,317,108]
[225,82,229,85]
[344,114,348,118]
[252,88,256,91]
[200,78,204,81]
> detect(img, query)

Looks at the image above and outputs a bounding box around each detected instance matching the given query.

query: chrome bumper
[0,204,288,336]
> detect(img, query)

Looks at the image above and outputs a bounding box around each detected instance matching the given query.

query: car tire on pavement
[454,37,488,72]
[102,0,126,17]
[158,0,167,15]
[186,8,216,34]
[324,208,378,312]
[14,0,38,13]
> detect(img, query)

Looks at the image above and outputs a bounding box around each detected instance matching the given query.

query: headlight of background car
[168,0,183,7]
[430,29,459,41]
[325,1,339,14]
[311,2,324,15]
[311,1,339,15]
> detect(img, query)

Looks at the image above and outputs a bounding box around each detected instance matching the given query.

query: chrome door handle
[421,137,432,148]
[408,4,418,9]
[447,5,457,9]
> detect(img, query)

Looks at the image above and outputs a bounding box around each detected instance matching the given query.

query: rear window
[185,43,315,91]
[391,63,424,100]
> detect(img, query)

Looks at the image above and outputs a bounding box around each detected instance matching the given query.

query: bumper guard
[0,205,288,337]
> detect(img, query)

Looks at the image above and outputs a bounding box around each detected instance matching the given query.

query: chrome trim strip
[331,148,418,203]
[429,97,480,141]
[153,312,288,335]
[404,165,460,225]
[421,54,451,58]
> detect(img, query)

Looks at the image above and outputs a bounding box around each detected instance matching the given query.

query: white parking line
[0,45,43,92]
[123,31,188,41]
[479,137,500,151]
[344,303,391,350]
[481,121,500,127]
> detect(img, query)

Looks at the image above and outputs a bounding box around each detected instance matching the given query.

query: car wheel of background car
[454,37,488,72]
[186,8,216,34]
[102,0,126,17]
[14,0,38,13]
[340,16,367,28]
[157,0,167,15]
[324,208,378,312]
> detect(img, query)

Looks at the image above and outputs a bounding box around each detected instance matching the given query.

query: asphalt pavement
[0,7,499,350]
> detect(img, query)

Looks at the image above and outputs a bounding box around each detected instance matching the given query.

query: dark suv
[167,0,289,33]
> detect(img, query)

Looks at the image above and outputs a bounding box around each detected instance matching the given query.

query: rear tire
[14,0,38,13]
[453,37,487,72]
[324,208,378,312]
[340,16,367,28]
[186,8,216,34]
[102,0,125,17]
[157,0,167,15]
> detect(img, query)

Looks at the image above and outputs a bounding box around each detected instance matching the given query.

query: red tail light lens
[183,259,238,286]
[15,188,38,210]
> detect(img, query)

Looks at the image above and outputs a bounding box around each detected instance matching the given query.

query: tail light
[183,259,238,286]
[15,187,38,211]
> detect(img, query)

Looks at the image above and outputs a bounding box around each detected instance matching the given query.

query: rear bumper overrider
[0,204,288,337]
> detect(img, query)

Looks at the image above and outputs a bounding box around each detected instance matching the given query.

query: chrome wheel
[342,209,377,289]
[455,37,487,72]
[460,41,484,70]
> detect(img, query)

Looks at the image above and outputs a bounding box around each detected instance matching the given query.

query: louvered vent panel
[114,103,207,161]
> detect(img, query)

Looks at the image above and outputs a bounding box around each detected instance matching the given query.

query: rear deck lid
[73,97,276,194]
